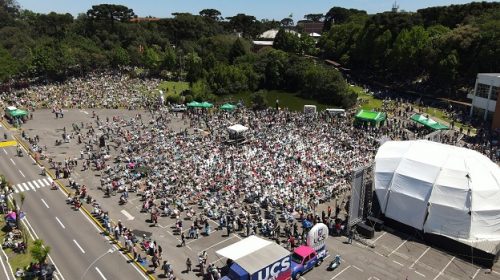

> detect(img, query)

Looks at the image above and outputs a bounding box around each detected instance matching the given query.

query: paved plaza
[17,108,499,280]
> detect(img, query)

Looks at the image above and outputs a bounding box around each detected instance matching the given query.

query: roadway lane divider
[55,217,66,229]
[12,134,155,280]
[41,198,50,208]
[73,239,86,254]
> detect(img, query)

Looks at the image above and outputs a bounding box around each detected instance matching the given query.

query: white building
[468,73,500,128]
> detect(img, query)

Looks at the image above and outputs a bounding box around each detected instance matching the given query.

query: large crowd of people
[2,73,498,279]
[0,72,161,111]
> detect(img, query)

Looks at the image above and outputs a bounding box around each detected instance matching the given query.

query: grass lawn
[350,85,383,110]
[157,81,190,96]
[0,217,34,274]
[221,91,332,112]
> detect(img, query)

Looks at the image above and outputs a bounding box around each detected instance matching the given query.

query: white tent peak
[228,124,248,133]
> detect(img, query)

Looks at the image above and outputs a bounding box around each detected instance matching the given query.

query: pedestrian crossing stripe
[13,177,52,193]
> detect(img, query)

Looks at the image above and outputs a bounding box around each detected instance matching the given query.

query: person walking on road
[186,258,192,272]
[348,228,354,244]
[180,232,186,247]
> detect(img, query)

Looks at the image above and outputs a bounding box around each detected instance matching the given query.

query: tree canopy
[0,1,497,104]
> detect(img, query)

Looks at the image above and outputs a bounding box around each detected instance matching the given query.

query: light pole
[80,248,116,280]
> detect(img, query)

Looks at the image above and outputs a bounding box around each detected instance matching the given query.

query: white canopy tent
[375,140,500,253]
[228,124,248,134]
[215,236,290,275]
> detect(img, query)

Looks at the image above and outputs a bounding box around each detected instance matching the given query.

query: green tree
[199,9,222,21]
[229,38,248,63]
[226,13,258,38]
[280,17,294,27]
[0,45,18,81]
[273,29,301,54]
[0,0,20,27]
[142,46,162,72]
[109,46,130,66]
[185,51,203,83]
[323,7,367,31]
[31,239,51,264]
[390,26,430,79]
[86,4,135,23]
[304,13,324,22]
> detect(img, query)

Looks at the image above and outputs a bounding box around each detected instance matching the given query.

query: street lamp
[80,248,116,280]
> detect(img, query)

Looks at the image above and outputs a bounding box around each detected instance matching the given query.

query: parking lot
[318,228,500,280]
[20,109,499,280]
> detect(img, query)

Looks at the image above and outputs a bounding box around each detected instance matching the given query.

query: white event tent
[375,140,500,253]
[228,124,248,134]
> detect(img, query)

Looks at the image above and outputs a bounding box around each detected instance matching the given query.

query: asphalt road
[0,123,149,280]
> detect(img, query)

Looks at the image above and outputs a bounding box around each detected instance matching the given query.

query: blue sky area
[16,0,497,21]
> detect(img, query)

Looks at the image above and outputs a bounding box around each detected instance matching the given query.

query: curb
[12,134,155,280]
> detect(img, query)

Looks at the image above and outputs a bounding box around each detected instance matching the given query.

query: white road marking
[55,217,65,229]
[41,199,49,208]
[42,178,49,185]
[33,180,41,188]
[368,277,380,280]
[491,270,500,276]
[81,110,89,115]
[120,209,135,220]
[233,233,242,239]
[79,209,102,233]
[393,260,404,267]
[22,183,28,191]
[375,251,385,257]
[433,257,455,280]
[415,270,426,277]
[47,176,53,183]
[14,184,21,193]
[410,247,430,268]
[73,239,85,254]
[373,232,386,243]
[352,265,363,272]
[330,265,351,280]
[37,179,46,187]
[471,268,480,279]
[10,158,15,165]
[200,234,236,252]
[27,181,36,191]
[388,238,409,256]
[95,267,107,280]
[0,246,13,280]
[3,149,7,155]
[18,169,25,178]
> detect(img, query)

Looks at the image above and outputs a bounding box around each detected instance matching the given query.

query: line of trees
[318,2,500,98]
[0,1,498,105]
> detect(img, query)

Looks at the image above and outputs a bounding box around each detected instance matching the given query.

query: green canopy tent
[200,102,213,108]
[220,103,237,111]
[11,109,28,118]
[186,101,202,108]
[410,114,449,130]
[354,110,386,126]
